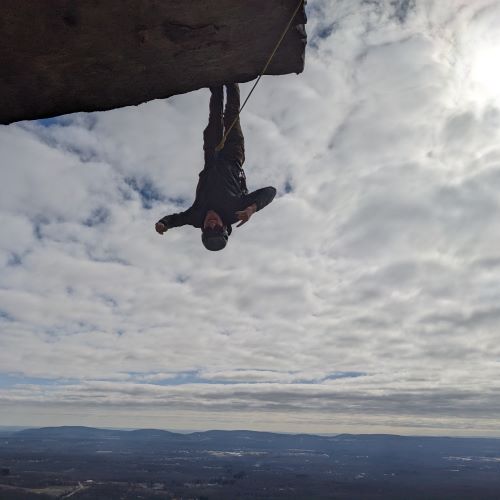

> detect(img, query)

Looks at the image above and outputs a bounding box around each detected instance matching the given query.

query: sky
[1,0,500,437]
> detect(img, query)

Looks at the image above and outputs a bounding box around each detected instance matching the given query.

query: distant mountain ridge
[15,426,332,449]
[17,426,179,440]
[15,426,500,449]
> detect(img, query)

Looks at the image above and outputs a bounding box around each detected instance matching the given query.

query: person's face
[203,210,224,230]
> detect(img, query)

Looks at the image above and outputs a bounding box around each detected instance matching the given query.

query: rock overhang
[0,0,307,124]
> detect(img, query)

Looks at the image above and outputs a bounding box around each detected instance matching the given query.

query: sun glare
[472,42,500,102]
[465,4,500,105]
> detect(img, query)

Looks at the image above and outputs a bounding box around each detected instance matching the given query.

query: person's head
[201,210,230,251]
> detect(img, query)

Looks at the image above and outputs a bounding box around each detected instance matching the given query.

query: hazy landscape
[1,427,500,499]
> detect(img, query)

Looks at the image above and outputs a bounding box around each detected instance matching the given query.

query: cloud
[1,0,500,435]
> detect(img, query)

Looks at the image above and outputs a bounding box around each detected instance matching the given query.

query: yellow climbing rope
[215,0,304,152]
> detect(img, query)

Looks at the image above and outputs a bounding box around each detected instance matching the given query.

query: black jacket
[159,156,276,230]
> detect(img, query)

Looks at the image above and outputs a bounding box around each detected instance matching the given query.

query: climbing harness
[215,0,304,151]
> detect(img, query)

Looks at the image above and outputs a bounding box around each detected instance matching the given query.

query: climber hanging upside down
[155,83,276,251]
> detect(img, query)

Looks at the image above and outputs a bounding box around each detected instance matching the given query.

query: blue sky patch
[391,0,416,23]
[126,370,368,386]
[7,253,23,267]
[323,372,367,381]
[0,310,13,322]
[125,177,165,209]
[168,196,188,208]
[83,207,110,227]
[36,117,62,128]
[0,374,62,388]
[128,371,200,386]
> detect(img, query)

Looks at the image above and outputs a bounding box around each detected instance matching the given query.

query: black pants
[203,84,245,168]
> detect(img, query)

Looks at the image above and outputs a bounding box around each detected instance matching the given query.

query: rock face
[0,0,307,125]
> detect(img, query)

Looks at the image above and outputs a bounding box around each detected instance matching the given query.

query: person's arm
[236,187,277,227]
[155,205,198,234]
[156,172,207,234]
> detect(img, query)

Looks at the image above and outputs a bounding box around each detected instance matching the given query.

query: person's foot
[224,83,240,118]
[225,83,240,93]
[209,86,223,94]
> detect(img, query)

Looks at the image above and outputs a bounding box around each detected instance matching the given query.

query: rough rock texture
[0,0,307,124]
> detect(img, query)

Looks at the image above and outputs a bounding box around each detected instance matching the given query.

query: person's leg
[203,87,224,167]
[221,83,245,167]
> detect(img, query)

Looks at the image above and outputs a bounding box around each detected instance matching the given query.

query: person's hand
[155,222,167,235]
[235,204,257,227]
